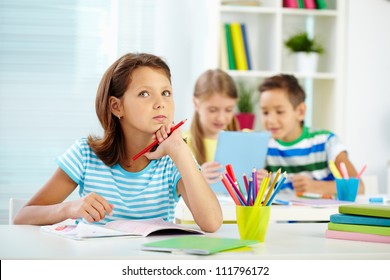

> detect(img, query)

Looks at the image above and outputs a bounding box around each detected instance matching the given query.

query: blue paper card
[211,131,271,194]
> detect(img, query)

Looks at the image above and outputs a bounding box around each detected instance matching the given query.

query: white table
[175,194,388,224]
[1,223,389,260]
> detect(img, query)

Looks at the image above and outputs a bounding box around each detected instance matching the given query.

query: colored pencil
[339,162,349,179]
[328,160,342,179]
[132,119,187,161]
[220,175,241,205]
[225,172,246,205]
[357,164,367,178]
[266,172,287,206]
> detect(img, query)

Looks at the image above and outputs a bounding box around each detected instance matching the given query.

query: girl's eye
[162,90,171,97]
[139,91,150,97]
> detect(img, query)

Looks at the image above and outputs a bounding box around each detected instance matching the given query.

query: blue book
[211,131,271,194]
[240,23,252,70]
[330,213,390,227]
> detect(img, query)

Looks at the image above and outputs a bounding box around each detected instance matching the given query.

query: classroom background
[0,0,389,225]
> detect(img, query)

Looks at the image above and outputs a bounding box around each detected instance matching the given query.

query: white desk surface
[1,223,389,260]
[175,194,386,223]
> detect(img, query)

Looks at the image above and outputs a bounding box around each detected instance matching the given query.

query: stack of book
[326,204,390,243]
[220,22,252,71]
[283,0,327,9]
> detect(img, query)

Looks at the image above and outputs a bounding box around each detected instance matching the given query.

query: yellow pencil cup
[236,206,271,242]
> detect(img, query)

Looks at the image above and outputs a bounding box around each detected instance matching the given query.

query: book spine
[315,0,327,9]
[328,222,390,236]
[230,22,248,70]
[326,230,390,244]
[219,24,229,70]
[304,0,316,9]
[224,23,236,70]
[297,0,305,8]
[240,23,252,70]
[283,0,298,8]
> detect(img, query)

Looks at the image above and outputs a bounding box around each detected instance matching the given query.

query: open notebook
[211,131,271,194]
[41,218,204,240]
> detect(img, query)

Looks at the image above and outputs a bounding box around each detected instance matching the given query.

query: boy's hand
[67,192,113,223]
[291,174,316,193]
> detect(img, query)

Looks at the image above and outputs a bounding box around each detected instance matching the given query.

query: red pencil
[132,119,187,161]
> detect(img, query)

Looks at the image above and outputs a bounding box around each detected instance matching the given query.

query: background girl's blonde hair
[190,69,239,165]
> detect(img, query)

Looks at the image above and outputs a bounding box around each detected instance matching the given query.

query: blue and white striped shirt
[266,127,346,190]
[57,138,181,224]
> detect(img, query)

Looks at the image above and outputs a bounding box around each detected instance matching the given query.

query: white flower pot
[295,52,319,73]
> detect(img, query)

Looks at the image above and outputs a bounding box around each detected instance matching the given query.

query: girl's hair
[258,74,305,108]
[190,69,239,165]
[88,53,171,166]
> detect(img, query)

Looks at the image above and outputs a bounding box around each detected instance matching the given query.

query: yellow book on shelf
[230,22,248,70]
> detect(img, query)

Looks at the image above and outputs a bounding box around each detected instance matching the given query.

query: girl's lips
[153,115,167,123]
[213,123,225,129]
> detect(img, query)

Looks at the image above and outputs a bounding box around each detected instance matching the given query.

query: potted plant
[236,81,257,130]
[284,31,324,73]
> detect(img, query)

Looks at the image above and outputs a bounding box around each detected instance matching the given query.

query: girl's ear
[193,97,200,111]
[296,102,306,122]
[109,96,122,117]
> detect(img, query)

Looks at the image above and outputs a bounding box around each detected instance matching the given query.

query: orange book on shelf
[230,22,248,70]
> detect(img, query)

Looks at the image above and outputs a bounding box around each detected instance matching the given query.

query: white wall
[345,0,390,193]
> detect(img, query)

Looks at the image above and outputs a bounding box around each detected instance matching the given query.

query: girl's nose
[153,96,165,109]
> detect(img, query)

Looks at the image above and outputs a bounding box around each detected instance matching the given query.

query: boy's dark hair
[258,74,305,108]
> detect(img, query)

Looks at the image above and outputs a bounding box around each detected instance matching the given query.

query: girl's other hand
[67,192,113,223]
[201,161,223,184]
[256,168,268,183]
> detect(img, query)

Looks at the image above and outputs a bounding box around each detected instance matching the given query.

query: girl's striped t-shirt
[266,127,346,190]
[56,138,181,225]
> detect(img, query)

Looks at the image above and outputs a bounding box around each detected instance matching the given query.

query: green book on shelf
[224,23,236,70]
[142,236,258,255]
[328,222,390,236]
[315,0,327,10]
[339,204,390,219]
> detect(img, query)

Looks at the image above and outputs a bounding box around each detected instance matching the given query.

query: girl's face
[119,66,174,135]
[259,89,305,142]
[194,92,237,139]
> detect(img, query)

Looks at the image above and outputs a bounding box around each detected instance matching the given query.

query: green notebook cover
[339,204,390,218]
[328,222,390,236]
[142,236,258,255]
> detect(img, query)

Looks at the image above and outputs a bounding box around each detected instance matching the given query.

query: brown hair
[87,53,171,166]
[258,74,305,108]
[190,69,239,164]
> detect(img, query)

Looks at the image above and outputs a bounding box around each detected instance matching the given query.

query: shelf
[215,0,346,132]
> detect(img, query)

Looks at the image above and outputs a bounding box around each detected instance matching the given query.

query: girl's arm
[146,127,222,233]
[13,168,113,225]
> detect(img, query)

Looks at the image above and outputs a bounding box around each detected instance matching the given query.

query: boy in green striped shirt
[257,74,364,197]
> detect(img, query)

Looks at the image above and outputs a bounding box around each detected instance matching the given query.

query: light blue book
[211,131,271,194]
[330,213,390,227]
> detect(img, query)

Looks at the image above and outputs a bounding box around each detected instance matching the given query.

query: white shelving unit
[213,0,347,136]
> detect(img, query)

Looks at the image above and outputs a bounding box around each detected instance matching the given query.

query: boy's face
[259,89,305,142]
